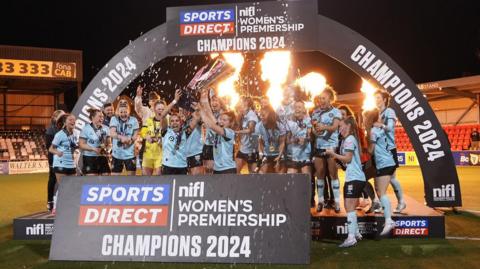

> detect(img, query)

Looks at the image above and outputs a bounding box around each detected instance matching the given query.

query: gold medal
[269,145,276,152]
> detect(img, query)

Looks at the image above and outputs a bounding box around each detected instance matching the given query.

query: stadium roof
[338,75,480,111]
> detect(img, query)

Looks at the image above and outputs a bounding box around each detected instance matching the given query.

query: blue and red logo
[394,219,429,236]
[78,184,170,226]
[180,9,235,36]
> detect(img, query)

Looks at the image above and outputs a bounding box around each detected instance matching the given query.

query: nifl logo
[433,184,455,202]
[26,224,44,235]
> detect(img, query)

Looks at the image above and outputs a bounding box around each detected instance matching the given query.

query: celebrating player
[285,100,312,175]
[235,97,259,173]
[311,88,342,213]
[48,114,78,214]
[159,90,188,175]
[109,103,139,175]
[79,108,111,176]
[199,89,237,174]
[202,95,223,174]
[338,104,380,213]
[102,103,114,126]
[326,116,365,247]
[185,102,204,175]
[134,85,160,123]
[374,90,406,213]
[256,105,286,174]
[364,109,397,236]
[141,99,172,176]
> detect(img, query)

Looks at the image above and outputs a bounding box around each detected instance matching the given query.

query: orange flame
[296,72,327,109]
[213,52,244,109]
[260,51,291,109]
[361,79,377,111]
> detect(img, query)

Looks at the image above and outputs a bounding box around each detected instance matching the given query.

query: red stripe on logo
[181,22,235,36]
[78,205,168,226]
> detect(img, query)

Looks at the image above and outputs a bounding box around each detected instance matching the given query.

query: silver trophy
[179,56,235,111]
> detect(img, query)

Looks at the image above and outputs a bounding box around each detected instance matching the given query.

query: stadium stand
[0,129,48,161]
[395,124,480,151]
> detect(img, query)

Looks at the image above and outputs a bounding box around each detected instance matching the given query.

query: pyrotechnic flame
[297,72,327,109]
[214,52,244,109]
[260,51,291,109]
[361,79,377,111]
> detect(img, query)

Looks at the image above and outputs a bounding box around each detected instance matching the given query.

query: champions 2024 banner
[49,174,311,264]
[71,0,461,211]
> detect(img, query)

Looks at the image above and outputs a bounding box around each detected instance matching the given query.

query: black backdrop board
[49,174,311,264]
[166,0,318,54]
[70,0,461,208]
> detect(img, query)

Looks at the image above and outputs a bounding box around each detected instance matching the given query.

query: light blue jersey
[205,111,221,146]
[341,135,366,182]
[52,129,77,168]
[285,117,312,162]
[162,128,187,168]
[256,121,286,156]
[109,116,139,160]
[80,123,110,157]
[276,103,294,124]
[239,110,259,154]
[311,107,342,149]
[213,128,236,171]
[185,121,203,157]
[380,107,397,150]
[370,126,396,169]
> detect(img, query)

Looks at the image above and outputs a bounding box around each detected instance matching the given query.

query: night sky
[2,0,480,107]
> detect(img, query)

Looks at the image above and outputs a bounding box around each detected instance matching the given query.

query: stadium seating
[395,124,480,151]
[0,129,48,161]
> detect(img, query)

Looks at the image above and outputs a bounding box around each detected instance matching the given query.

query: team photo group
[48,82,406,248]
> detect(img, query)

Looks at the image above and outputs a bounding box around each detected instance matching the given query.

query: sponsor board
[311,215,444,240]
[405,151,419,166]
[8,160,49,174]
[394,219,428,236]
[167,0,318,54]
[452,151,480,166]
[49,174,310,264]
[396,152,406,165]
[13,212,55,240]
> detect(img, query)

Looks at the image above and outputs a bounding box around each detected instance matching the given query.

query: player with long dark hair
[374,90,406,213]
[311,87,342,213]
[48,114,77,215]
[285,100,312,175]
[235,96,259,173]
[199,89,237,174]
[256,105,286,174]
[202,95,223,174]
[364,109,397,236]
[185,102,204,175]
[79,108,111,176]
[337,104,380,213]
[326,116,365,247]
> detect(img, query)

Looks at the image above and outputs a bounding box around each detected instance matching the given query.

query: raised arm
[199,90,225,136]
[134,85,150,120]
[160,89,182,120]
